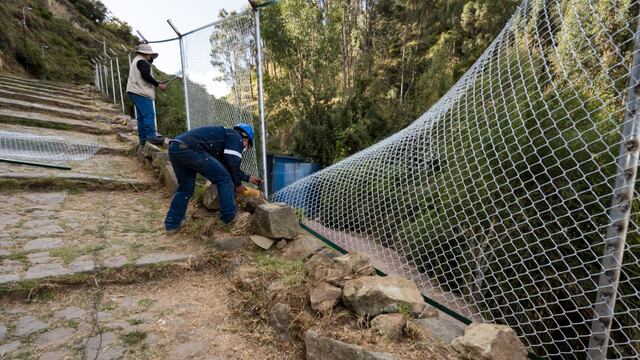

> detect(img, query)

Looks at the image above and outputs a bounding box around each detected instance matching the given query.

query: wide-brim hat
[135,44,158,59]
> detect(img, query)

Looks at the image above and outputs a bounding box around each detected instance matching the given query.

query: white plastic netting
[0,131,100,165]
[182,11,259,178]
[273,0,640,358]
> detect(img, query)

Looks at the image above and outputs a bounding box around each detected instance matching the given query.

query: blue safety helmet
[233,123,255,147]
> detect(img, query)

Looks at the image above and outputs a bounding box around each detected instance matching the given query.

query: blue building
[267,154,321,195]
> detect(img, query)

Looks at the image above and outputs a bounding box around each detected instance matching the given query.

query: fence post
[252,5,269,197]
[167,19,191,131]
[109,56,116,104]
[180,38,191,130]
[587,17,640,359]
[110,49,125,113]
[125,52,137,121]
[103,63,109,97]
[152,100,158,136]
[93,60,99,90]
[97,57,104,94]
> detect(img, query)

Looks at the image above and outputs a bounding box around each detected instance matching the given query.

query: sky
[102,0,251,95]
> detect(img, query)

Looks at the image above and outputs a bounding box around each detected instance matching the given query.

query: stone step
[0,77,102,103]
[0,82,108,109]
[0,88,109,114]
[0,154,157,191]
[0,97,111,123]
[0,123,132,156]
[0,81,99,106]
[0,75,96,98]
[0,108,116,135]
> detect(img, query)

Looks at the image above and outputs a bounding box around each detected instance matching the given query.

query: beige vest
[126,55,156,100]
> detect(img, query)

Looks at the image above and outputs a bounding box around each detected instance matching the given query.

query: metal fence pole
[253,7,269,197]
[103,63,109,97]
[587,17,640,360]
[97,58,104,94]
[180,38,191,130]
[93,60,99,90]
[114,55,125,112]
[126,52,137,121]
[152,100,158,136]
[109,56,116,104]
[167,19,191,131]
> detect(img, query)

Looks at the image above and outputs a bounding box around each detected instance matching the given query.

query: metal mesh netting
[273,0,640,358]
[0,131,100,165]
[182,11,259,178]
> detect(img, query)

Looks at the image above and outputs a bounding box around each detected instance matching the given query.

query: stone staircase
[0,75,214,288]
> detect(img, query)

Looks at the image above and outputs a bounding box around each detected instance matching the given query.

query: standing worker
[126,44,166,146]
[164,124,263,234]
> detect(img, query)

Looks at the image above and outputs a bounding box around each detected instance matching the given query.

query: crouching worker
[164,124,263,235]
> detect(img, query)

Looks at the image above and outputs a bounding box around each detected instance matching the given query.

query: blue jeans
[127,92,157,144]
[164,142,236,230]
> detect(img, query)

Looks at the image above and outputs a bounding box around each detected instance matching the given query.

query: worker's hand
[234,185,246,194]
[249,176,263,185]
[158,83,168,91]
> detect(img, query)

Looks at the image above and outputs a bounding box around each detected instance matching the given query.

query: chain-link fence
[273,0,640,358]
[181,11,260,181]
[0,131,101,166]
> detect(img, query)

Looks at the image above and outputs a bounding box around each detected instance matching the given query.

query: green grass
[49,244,103,265]
[120,331,147,346]
[2,251,29,265]
[101,300,117,311]
[256,255,307,287]
[137,298,153,308]
[127,318,144,326]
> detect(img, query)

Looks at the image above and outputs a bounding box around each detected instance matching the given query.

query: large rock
[213,235,251,251]
[342,275,426,317]
[370,314,405,341]
[269,303,292,341]
[151,151,169,170]
[202,184,220,211]
[250,235,275,250]
[161,163,178,193]
[307,253,349,286]
[305,330,397,360]
[252,203,301,239]
[280,234,324,261]
[143,142,162,159]
[334,252,375,276]
[306,251,374,287]
[310,282,342,311]
[451,322,527,360]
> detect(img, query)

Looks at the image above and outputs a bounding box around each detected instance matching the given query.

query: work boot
[166,220,186,236]
[148,135,165,146]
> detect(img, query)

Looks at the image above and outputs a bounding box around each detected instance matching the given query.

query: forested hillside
[261,0,520,164]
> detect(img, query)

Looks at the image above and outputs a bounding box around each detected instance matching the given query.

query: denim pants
[127,92,157,144]
[164,142,236,230]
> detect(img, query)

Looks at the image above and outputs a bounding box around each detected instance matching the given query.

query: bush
[69,0,108,24]
[14,43,44,77]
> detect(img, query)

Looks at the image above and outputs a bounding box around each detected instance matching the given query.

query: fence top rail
[141,7,257,45]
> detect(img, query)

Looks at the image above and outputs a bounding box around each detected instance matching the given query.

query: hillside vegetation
[0,0,186,138]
